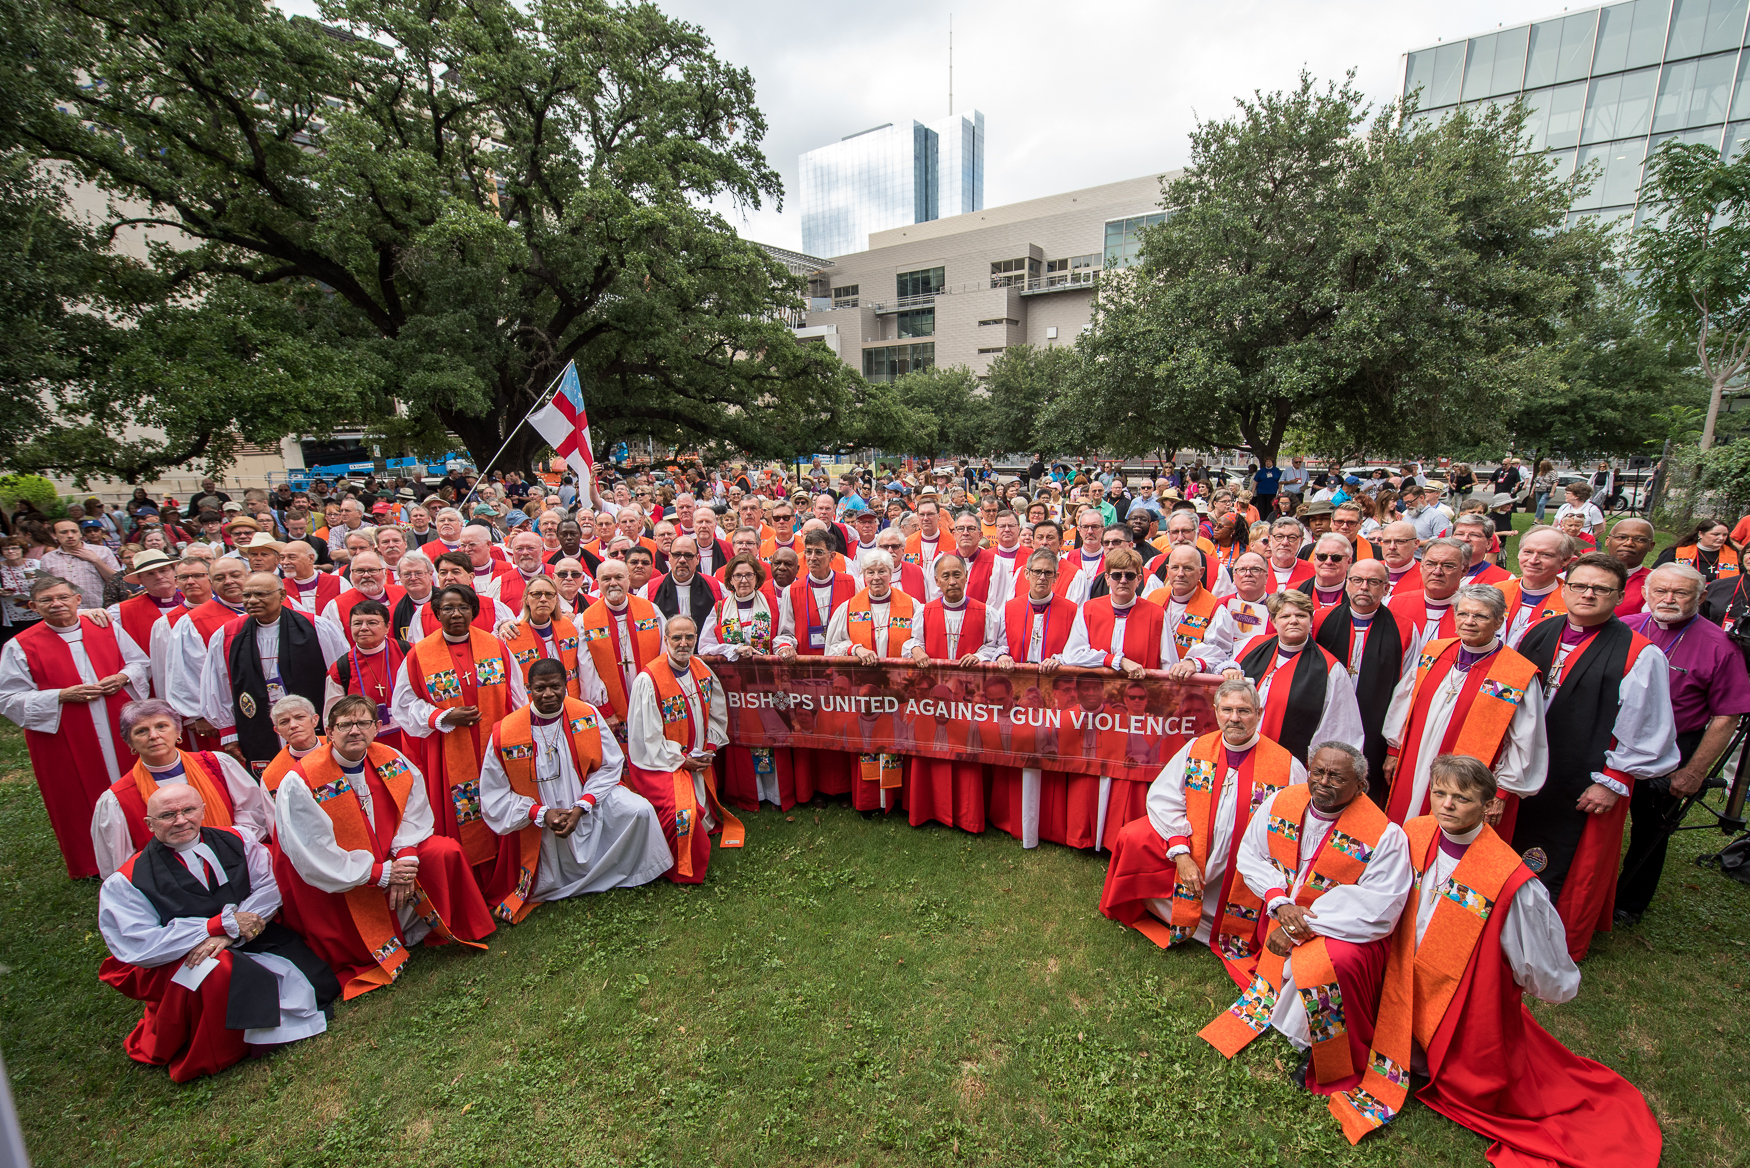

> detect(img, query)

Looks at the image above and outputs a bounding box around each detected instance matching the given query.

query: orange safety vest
[1201,785,1392,1086]
[503,616,582,698]
[578,598,663,719]
[1328,816,1525,1143]
[289,744,485,999]
[845,589,916,657]
[410,628,517,866]
[487,698,605,923]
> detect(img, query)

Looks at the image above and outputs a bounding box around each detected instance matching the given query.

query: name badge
[808,625,825,649]
[266,679,287,704]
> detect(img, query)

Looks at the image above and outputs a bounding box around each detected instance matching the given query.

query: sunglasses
[1313,553,1347,563]
[1107,571,1139,583]
[556,570,584,578]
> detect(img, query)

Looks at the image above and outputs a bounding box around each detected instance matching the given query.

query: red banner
[711,656,1220,782]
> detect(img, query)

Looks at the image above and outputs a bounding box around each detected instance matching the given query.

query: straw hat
[122,548,180,578]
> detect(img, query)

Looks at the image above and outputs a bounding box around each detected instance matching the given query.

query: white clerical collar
[941,598,966,611]
[1223,729,1262,751]
[1424,593,1455,609]
[604,599,628,614]
[1169,589,1196,604]
[50,622,81,637]
[442,631,471,643]
[1653,613,1696,630]
[143,756,184,774]
[289,743,320,758]
[333,750,367,769]
[406,590,432,604]
[293,574,318,586]
[808,574,834,586]
[867,591,891,604]
[355,641,388,656]
[1522,581,1558,597]
[666,655,693,673]
[996,545,1020,556]
[1440,821,1485,846]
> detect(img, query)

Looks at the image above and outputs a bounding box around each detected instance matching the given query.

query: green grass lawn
[1,719,1746,1168]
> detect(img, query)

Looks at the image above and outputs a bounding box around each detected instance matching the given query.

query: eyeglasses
[1564,581,1620,597]
[332,720,377,732]
[1100,537,1129,547]
[1233,566,1266,575]
[1025,567,1059,578]
[1107,571,1139,583]
[147,807,202,824]
[1313,553,1347,563]
[671,550,697,559]
[1347,576,1388,587]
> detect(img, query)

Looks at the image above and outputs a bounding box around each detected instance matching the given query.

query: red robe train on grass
[1326,817,1661,1167]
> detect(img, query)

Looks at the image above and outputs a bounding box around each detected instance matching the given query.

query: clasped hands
[1267,904,1320,956]
[182,909,268,967]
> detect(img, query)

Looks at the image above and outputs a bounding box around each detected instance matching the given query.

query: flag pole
[467,363,571,488]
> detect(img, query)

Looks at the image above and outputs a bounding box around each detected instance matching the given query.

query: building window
[1104,213,1166,268]
[863,343,935,383]
[896,308,935,338]
[1592,0,1674,75]
[990,257,1027,288]
[978,317,1020,326]
[977,347,1006,354]
[895,267,944,300]
[831,283,860,307]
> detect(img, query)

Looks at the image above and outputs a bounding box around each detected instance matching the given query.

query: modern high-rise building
[1402,0,1750,228]
[799,111,985,257]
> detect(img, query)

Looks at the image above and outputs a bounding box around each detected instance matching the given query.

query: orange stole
[411,629,515,866]
[647,656,744,879]
[1135,733,1293,973]
[1201,786,1391,1085]
[128,752,233,830]
[503,616,582,698]
[1501,579,1567,627]
[1148,586,1221,656]
[488,698,605,923]
[1386,639,1537,824]
[579,599,663,718]
[1328,817,1524,1143]
[262,741,323,794]
[292,745,485,1000]
[845,589,916,656]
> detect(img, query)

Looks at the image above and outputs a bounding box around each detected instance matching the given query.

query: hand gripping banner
[712,656,1220,782]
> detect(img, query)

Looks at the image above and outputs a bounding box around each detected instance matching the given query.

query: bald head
[145,783,205,847]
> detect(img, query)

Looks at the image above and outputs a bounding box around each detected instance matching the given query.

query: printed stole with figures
[292,744,485,1000]
[1327,818,1526,1143]
[489,698,604,922]
[503,617,582,697]
[647,655,744,878]
[579,600,664,724]
[1386,639,1537,824]
[1200,786,1391,1085]
[1149,587,1220,657]
[846,591,915,787]
[411,629,514,865]
[1155,733,1295,976]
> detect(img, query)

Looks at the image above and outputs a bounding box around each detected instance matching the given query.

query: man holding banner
[825,550,917,816]
[987,548,1080,846]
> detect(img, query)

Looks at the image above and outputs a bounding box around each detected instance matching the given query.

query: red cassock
[14,617,132,879]
[985,595,1081,845]
[904,598,991,833]
[113,593,178,696]
[174,600,240,753]
[784,572,858,801]
[328,585,409,643]
[1066,597,1165,850]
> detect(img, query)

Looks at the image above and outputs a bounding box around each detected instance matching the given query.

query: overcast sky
[280,0,1554,250]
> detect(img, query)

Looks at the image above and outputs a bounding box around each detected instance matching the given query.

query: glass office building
[799,111,985,257]
[1403,0,1750,227]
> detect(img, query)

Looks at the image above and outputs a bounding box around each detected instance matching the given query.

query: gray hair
[28,574,78,601]
[120,698,183,738]
[1314,532,1352,557]
[860,549,895,575]
[1310,739,1369,792]
[1648,562,1707,592]
[1213,678,1262,709]
[343,527,378,548]
[1521,524,1578,560]
[397,550,434,573]
[1452,583,1507,621]
[435,507,463,523]
[1452,512,1493,535]
[270,694,317,722]
[1026,547,1059,571]
[1271,517,1307,539]
[1423,536,1472,569]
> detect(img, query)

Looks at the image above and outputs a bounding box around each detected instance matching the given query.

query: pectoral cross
[374,680,386,697]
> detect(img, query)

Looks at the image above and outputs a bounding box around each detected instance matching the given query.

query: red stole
[115,594,176,692]
[922,598,988,659]
[1080,598,1166,669]
[964,549,1000,605]
[286,573,343,614]
[331,585,408,642]
[1002,595,1077,661]
[1253,644,1332,745]
[786,573,856,656]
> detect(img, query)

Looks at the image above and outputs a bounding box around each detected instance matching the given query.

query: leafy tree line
[0,0,859,482]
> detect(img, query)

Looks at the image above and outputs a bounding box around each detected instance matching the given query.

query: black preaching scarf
[1238,635,1329,763]
[129,827,340,1025]
[1315,601,1405,799]
[1513,617,1635,897]
[227,608,329,766]
[650,572,718,622]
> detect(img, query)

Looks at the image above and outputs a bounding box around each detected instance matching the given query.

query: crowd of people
[5,452,1747,1164]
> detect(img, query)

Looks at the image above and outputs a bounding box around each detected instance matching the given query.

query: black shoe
[1613,909,1643,927]
[860,809,876,820]
[1290,1049,1312,1091]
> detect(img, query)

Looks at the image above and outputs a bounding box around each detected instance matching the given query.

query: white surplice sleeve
[1496,675,1548,798]
[773,588,799,651]
[704,669,729,748]
[166,616,209,720]
[275,772,376,893]
[314,614,350,666]
[1189,606,1238,673]
[90,791,136,880]
[1599,644,1680,793]
[1058,609,1105,669]
[0,638,63,732]
[147,615,176,700]
[1234,788,1285,901]
[217,751,275,845]
[1294,820,1411,944]
[115,623,152,696]
[479,732,533,835]
[1312,659,1366,752]
[1498,874,1581,1004]
[697,604,738,660]
[1145,740,1197,848]
[199,628,235,736]
[389,654,441,738]
[627,672,688,774]
[823,600,854,657]
[583,726,626,803]
[1380,662,1418,749]
[976,603,1006,661]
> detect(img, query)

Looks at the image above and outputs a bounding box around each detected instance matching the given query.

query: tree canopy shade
[1072,74,1612,465]
[1630,141,1750,452]
[0,0,856,479]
